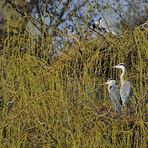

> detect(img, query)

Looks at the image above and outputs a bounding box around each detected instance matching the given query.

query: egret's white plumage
[106,78,122,112]
[113,63,132,106]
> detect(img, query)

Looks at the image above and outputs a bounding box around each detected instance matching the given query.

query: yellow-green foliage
[0,27,148,147]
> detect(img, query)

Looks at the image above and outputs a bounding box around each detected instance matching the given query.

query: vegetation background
[0,0,148,147]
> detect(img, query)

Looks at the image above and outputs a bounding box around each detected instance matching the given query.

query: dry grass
[0,27,148,147]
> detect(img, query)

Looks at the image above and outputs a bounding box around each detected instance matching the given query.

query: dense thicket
[0,25,147,147]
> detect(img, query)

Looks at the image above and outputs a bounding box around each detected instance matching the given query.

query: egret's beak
[101,83,105,86]
[113,65,119,68]
[105,82,108,85]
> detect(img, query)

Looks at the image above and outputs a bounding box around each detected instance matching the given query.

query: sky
[26,0,147,51]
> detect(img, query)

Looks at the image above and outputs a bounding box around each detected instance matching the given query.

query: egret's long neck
[108,84,112,92]
[108,81,115,92]
[120,67,125,85]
